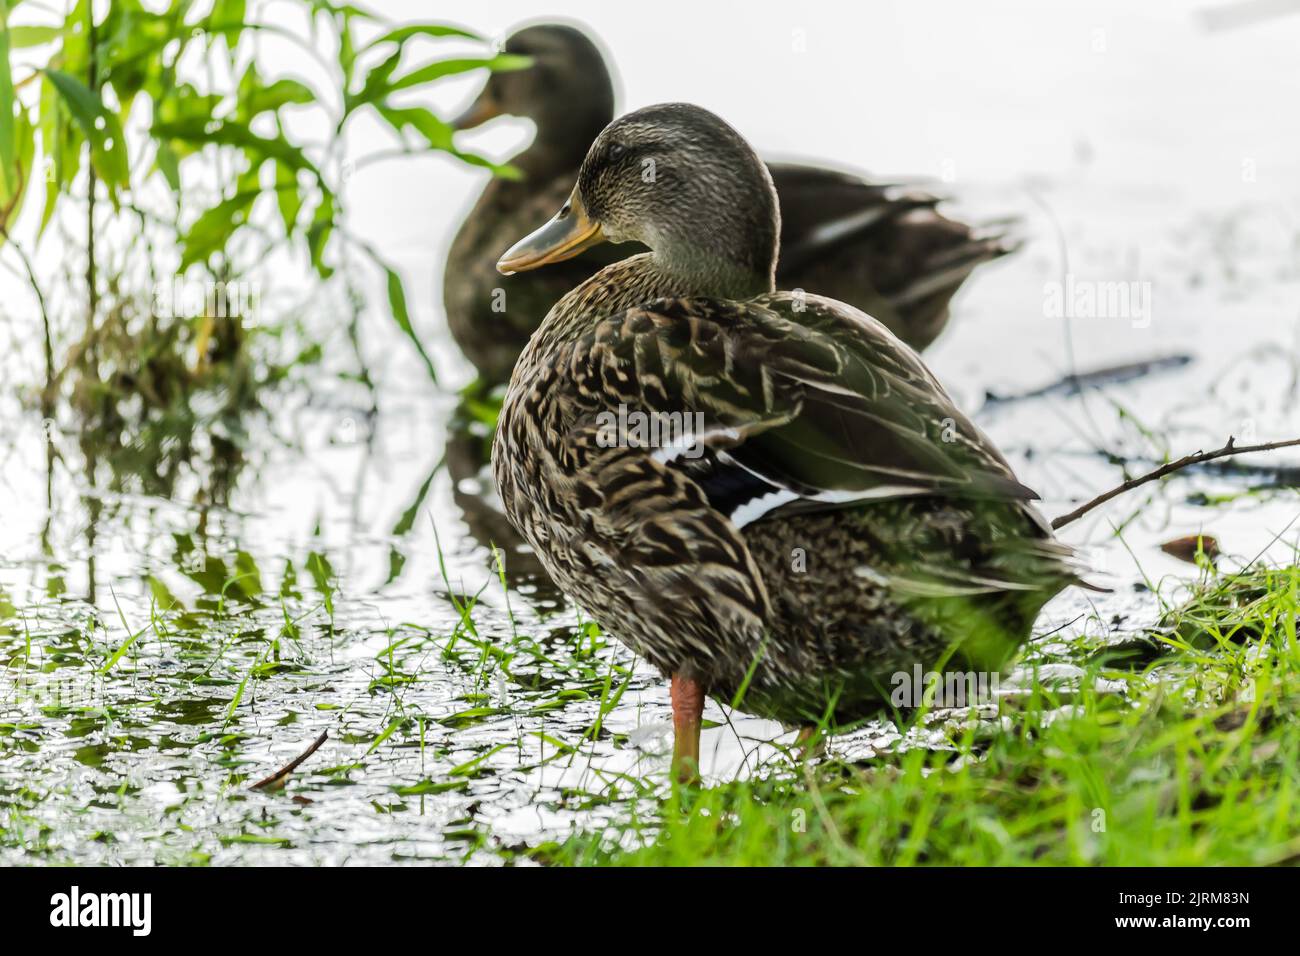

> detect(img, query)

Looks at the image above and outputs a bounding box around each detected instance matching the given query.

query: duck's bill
[451,89,502,130]
[497,192,605,275]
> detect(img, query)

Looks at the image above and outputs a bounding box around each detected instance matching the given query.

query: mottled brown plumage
[446,24,1013,383]
[492,104,1078,778]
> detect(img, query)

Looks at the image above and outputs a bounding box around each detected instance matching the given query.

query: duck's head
[452,24,614,166]
[497,103,780,299]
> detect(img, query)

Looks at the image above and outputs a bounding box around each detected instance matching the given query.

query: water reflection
[443,399,561,604]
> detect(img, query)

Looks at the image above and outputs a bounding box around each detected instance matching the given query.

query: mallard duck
[491,103,1085,782]
[446,24,1013,384]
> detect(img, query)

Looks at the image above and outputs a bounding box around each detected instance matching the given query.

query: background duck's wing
[552,293,1036,531]
[767,162,1017,352]
[767,162,941,274]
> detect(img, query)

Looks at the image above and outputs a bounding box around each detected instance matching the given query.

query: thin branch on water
[1004,442,1300,481]
[249,730,329,791]
[1051,435,1300,530]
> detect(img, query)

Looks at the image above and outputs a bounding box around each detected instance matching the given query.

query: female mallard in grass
[446,23,1013,384]
[491,104,1085,782]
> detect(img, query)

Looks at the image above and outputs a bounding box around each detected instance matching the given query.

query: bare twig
[249,730,329,791]
[1052,435,1300,530]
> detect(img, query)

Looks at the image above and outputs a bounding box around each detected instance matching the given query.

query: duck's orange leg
[795,725,825,761]
[670,673,705,784]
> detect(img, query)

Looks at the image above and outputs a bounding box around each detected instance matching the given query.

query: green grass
[544,562,1300,866]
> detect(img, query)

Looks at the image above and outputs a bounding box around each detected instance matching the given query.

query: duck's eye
[607,142,626,161]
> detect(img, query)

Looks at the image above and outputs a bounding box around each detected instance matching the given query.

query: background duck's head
[498,103,781,299]
[452,23,615,171]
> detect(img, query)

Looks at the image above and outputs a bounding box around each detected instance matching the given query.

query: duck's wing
[549,292,1038,531]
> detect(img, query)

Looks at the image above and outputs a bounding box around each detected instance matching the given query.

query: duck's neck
[524,249,774,365]
[523,255,675,355]
[653,241,776,302]
[645,165,781,302]
[522,178,781,367]
[512,106,614,182]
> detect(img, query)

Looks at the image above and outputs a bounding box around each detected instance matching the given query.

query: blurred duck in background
[445,23,1017,384]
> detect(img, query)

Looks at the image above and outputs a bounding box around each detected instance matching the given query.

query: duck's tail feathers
[968,215,1025,256]
[890,229,1017,306]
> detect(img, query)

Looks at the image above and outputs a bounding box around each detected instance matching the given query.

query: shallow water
[3,6,1300,865]
[3,177,1296,864]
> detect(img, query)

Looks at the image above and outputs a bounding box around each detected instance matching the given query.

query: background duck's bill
[451,90,502,130]
[497,196,605,274]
